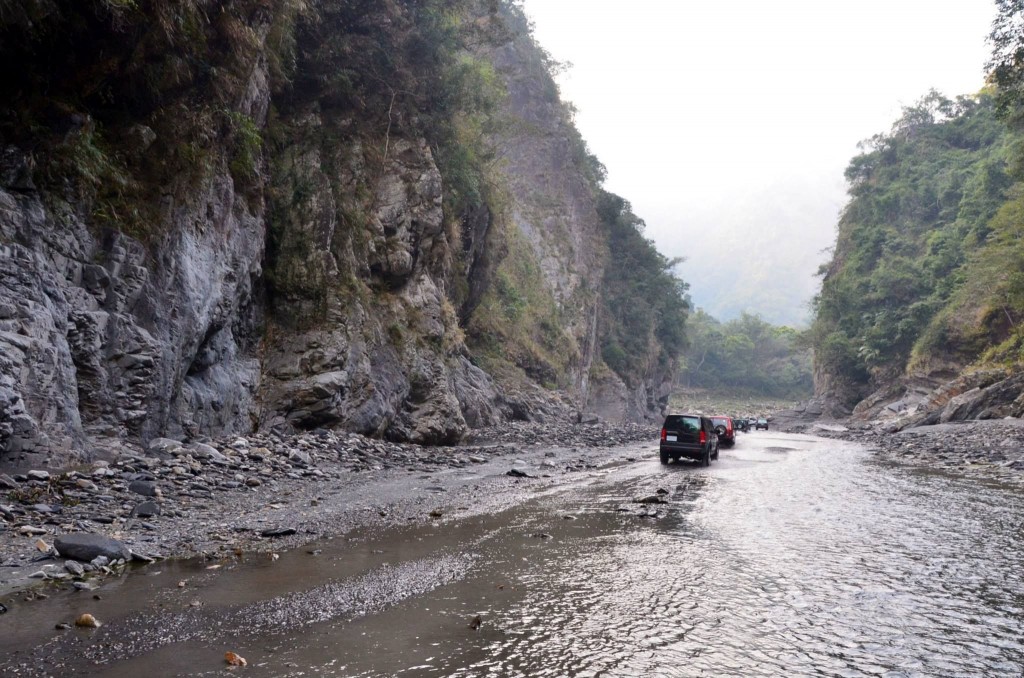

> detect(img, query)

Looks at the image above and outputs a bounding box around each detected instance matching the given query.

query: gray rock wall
[0,0,672,467]
[0,165,265,468]
[260,124,507,443]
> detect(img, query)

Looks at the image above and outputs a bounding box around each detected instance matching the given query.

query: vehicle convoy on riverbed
[659,413,719,465]
[2,422,1024,677]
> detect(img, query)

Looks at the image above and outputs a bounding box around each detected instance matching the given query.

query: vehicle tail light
[660,428,666,441]
[727,423,733,434]
[699,430,706,444]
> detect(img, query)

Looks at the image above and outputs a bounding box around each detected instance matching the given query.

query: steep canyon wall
[0,0,682,468]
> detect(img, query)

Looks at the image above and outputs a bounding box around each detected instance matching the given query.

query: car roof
[663,411,704,421]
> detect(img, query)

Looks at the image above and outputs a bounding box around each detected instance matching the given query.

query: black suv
[660,414,719,466]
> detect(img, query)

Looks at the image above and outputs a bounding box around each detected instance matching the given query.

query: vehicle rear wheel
[660,450,669,465]
[713,447,719,460]
[701,448,710,467]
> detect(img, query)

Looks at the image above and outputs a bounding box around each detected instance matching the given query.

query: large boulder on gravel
[55,533,131,562]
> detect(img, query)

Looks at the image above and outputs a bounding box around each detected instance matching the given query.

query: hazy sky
[520,0,998,326]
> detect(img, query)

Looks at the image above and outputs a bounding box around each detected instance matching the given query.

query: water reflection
[446,440,1024,677]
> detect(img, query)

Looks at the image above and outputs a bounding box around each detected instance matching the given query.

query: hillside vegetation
[811,0,1024,415]
[680,310,812,400]
[812,91,1016,407]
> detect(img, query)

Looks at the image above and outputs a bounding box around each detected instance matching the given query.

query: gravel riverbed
[804,418,1024,484]
[5,415,1023,611]
[0,423,655,602]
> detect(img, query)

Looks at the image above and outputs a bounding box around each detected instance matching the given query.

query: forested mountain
[811,90,1016,412]
[680,310,812,399]
[809,0,1024,424]
[0,0,688,466]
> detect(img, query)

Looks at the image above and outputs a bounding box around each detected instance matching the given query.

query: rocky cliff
[0,0,687,469]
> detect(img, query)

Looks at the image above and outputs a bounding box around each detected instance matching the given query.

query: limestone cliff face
[0,0,681,468]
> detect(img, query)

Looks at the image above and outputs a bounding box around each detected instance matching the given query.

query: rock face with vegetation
[811,62,1024,422]
[0,0,689,468]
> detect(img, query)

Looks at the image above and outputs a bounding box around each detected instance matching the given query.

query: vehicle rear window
[711,417,730,426]
[663,415,700,432]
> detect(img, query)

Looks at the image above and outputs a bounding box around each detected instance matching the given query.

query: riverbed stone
[55,534,130,562]
[132,501,160,518]
[260,527,297,537]
[147,438,184,454]
[128,480,159,497]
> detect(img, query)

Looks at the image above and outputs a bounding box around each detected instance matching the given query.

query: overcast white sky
[520,0,998,326]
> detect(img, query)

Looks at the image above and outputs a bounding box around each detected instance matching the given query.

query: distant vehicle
[734,417,749,433]
[660,414,719,466]
[710,416,735,447]
[755,418,769,430]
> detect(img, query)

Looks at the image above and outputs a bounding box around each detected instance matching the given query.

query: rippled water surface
[5,432,1024,676]
[335,435,1024,677]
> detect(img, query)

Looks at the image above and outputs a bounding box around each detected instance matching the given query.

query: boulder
[131,501,160,518]
[55,533,131,562]
[189,442,219,459]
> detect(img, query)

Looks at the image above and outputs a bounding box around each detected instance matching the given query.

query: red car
[710,416,735,447]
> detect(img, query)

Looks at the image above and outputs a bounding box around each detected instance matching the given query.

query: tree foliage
[597,191,689,385]
[680,310,813,398]
[811,90,1019,387]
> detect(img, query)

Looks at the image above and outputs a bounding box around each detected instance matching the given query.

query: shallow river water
[3,431,1024,676]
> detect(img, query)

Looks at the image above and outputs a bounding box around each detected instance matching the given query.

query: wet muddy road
[4,431,1024,676]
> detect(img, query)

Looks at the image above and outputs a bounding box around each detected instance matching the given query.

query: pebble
[75,613,101,628]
